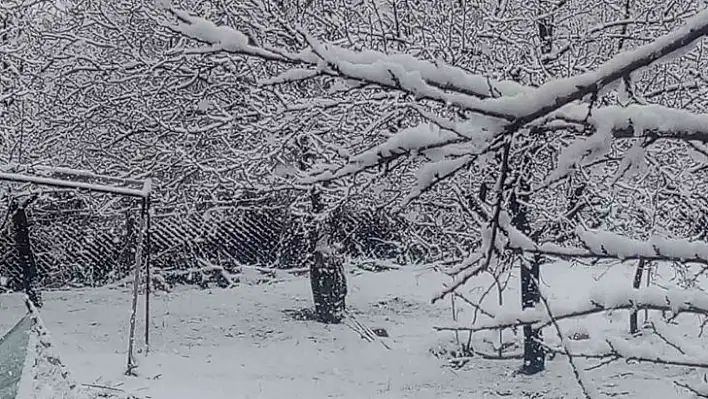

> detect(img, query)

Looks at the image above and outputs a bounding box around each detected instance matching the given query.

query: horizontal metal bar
[0,172,149,198]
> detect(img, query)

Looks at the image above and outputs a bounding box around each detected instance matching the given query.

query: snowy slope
[0,263,702,398]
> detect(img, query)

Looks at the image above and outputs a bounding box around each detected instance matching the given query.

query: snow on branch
[554,103,708,143]
[304,114,505,205]
[162,5,708,147]
[554,336,708,370]
[304,122,463,181]
[402,155,474,206]
[161,7,297,62]
[160,6,529,100]
[508,228,708,265]
[434,285,708,333]
[300,8,708,131]
[538,292,598,399]
[675,380,708,398]
[546,103,708,181]
[578,230,708,263]
[496,7,708,129]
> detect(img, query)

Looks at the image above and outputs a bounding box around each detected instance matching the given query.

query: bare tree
[158,1,708,394]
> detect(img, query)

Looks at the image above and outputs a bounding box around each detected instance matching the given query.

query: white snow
[169,9,249,52]
[305,122,459,181]
[1,263,704,398]
[165,5,708,152]
[577,228,708,262]
[548,123,613,183]
[553,103,708,141]
[406,156,472,204]
[258,69,320,86]
[612,141,648,182]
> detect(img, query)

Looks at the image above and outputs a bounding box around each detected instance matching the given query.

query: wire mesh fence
[0,192,423,292]
[0,191,143,290]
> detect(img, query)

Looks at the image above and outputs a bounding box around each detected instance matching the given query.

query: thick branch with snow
[434,285,708,333]
[161,6,708,145]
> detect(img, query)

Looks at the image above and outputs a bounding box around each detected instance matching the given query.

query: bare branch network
[161,3,708,266]
[5,0,706,396]
[156,5,708,396]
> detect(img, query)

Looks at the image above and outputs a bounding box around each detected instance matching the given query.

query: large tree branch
[162,6,708,143]
[508,229,708,266]
[500,8,708,129]
[434,286,708,333]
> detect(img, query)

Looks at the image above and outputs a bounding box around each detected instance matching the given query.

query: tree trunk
[520,254,543,374]
[310,249,347,323]
[307,187,347,323]
[511,184,544,374]
[11,202,42,308]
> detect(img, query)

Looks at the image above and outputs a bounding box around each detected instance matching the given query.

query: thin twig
[538,291,597,399]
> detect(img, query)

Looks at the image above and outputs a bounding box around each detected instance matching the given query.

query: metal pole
[126,200,147,375]
[145,196,151,353]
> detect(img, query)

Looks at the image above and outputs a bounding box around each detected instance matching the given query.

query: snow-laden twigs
[303,123,464,180]
[160,6,529,100]
[508,228,708,265]
[162,5,708,145]
[542,337,708,369]
[443,288,708,386]
[434,285,708,333]
[675,380,708,398]
[538,291,597,399]
[499,8,708,129]
[432,138,513,303]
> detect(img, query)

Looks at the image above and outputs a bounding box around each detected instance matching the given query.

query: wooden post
[126,200,147,375]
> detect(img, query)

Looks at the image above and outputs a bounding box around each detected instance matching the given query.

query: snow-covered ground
[0,263,703,398]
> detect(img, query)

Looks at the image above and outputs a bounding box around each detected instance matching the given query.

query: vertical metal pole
[145,196,151,353]
[126,200,147,375]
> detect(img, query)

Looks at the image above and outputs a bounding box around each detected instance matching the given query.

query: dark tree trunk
[510,183,544,375]
[307,187,347,323]
[11,202,42,308]
[310,250,347,323]
[630,258,646,334]
[520,255,543,373]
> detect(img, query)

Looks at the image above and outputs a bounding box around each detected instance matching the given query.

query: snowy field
[0,263,702,399]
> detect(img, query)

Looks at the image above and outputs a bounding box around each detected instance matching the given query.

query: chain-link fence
[150,201,413,288]
[0,190,142,291]
[0,190,421,291]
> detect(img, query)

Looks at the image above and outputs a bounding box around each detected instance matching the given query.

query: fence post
[630,258,646,334]
[145,196,151,353]
[126,199,147,375]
